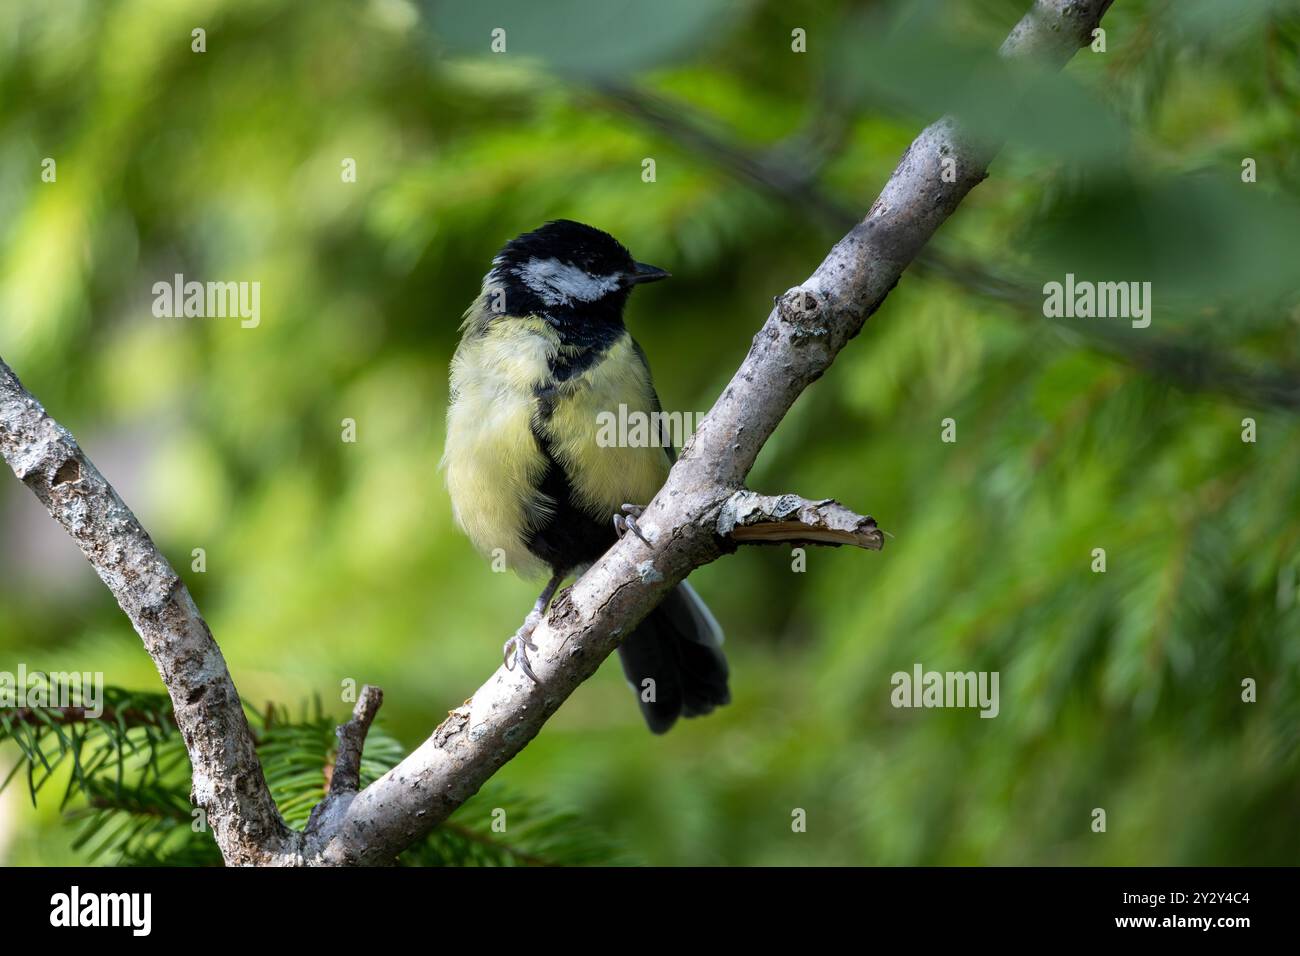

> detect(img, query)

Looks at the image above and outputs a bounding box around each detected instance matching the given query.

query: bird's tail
[617,581,730,734]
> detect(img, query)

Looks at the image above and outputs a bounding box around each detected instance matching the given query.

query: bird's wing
[631,336,677,465]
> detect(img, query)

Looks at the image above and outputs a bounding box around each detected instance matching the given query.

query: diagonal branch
[1,0,1115,866]
[595,55,1300,412]
[297,0,1117,866]
[0,360,291,865]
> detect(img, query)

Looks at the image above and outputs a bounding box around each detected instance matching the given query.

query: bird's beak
[627,261,672,285]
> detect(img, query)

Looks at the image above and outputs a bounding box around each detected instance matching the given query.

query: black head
[486,220,669,325]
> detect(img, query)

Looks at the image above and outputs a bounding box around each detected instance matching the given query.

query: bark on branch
[0,361,292,865]
[0,0,1114,866]
[596,13,1300,412]
[328,686,383,796]
[719,492,883,549]
[297,0,1116,866]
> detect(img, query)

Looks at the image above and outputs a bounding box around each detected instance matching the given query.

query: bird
[442,220,730,734]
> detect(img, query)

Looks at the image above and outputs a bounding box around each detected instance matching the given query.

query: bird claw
[613,503,649,545]
[502,575,563,685]
[503,628,540,683]
[504,607,544,683]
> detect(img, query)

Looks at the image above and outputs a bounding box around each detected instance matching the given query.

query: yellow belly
[540,334,671,520]
[443,316,671,578]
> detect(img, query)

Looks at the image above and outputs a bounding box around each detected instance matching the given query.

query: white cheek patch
[516,257,622,306]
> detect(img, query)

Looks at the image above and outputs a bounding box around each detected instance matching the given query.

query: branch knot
[775,286,832,344]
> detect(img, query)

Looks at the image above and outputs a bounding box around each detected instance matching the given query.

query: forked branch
[0,0,1114,866]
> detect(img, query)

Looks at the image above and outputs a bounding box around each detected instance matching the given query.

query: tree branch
[719,492,883,549]
[0,0,1115,866]
[328,686,383,796]
[296,0,1117,866]
[0,360,292,865]
[595,39,1300,411]
[3,704,174,730]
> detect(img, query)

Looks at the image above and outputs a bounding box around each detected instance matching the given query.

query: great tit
[442,220,730,733]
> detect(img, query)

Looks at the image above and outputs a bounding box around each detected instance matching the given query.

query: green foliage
[402,791,634,867]
[0,685,631,866]
[0,686,181,814]
[1,0,1299,866]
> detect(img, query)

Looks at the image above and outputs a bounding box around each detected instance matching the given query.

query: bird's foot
[503,610,543,683]
[612,503,649,545]
[503,573,564,684]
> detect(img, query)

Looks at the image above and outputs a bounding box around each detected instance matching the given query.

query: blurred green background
[2,0,1299,865]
